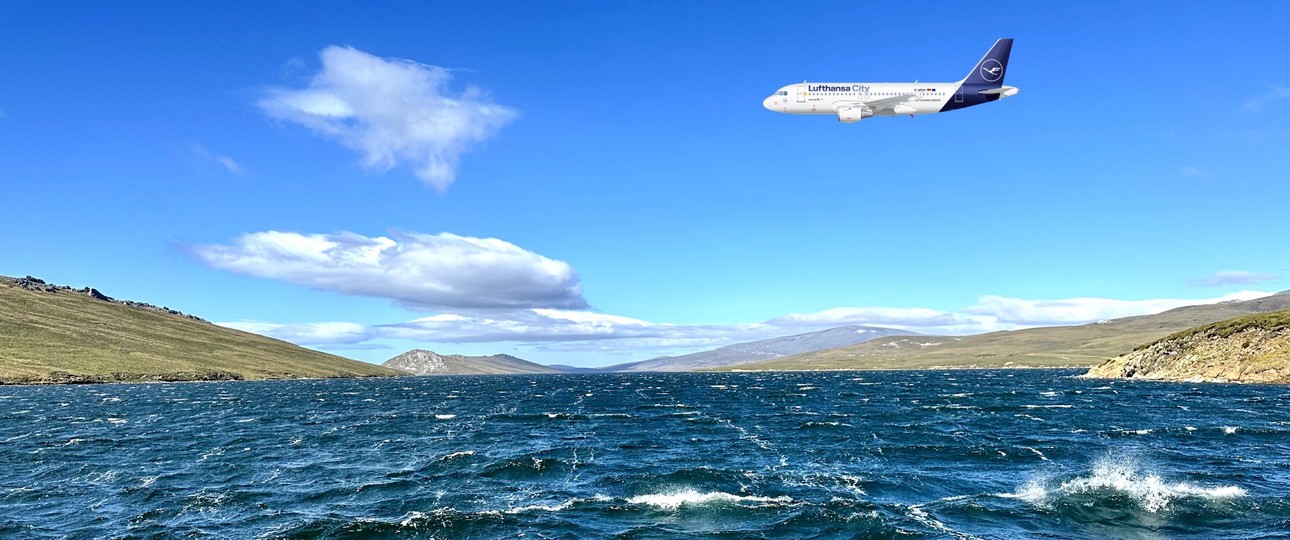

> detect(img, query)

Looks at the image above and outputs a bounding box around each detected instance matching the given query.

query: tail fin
[961,38,1013,86]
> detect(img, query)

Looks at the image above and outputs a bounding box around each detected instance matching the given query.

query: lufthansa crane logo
[980,59,1003,82]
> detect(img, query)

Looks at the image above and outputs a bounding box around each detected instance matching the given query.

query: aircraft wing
[832,93,916,118]
[863,94,915,113]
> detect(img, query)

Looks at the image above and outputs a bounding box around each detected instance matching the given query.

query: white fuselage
[764,38,1018,122]
[762,82,960,116]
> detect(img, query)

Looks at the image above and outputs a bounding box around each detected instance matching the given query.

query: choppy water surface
[2,370,1289,539]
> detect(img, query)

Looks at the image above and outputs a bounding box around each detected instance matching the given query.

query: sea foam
[1000,458,1247,513]
[627,489,793,510]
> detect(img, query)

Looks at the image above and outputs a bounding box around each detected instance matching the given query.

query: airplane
[762,38,1018,122]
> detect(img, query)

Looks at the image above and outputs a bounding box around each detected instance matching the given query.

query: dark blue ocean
[2,370,1289,539]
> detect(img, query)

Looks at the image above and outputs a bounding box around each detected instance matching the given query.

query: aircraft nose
[763,96,774,110]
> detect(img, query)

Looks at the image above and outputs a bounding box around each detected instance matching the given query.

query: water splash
[627,489,794,510]
[1001,457,1247,513]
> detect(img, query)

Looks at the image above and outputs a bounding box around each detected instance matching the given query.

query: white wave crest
[627,489,793,510]
[907,504,977,539]
[440,451,475,461]
[1000,459,1247,513]
[505,499,576,514]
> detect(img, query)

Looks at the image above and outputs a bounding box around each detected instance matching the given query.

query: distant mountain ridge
[603,326,915,372]
[383,349,560,375]
[725,291,1290,371]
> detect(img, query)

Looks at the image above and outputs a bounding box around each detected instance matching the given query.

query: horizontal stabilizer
[978,86,1019,97]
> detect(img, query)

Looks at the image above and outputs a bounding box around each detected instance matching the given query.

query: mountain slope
[0,276,401,384]
[1085,309,1290,383]
[383,349,560,375]
[727,292,1290,371]
[606,326,915,372]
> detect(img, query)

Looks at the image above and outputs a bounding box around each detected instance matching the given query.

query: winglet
[961,38,1013,87]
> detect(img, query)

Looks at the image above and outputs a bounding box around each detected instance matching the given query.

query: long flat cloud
[963,291,1269,325]
[217,290,1276,357]
[193,230,586,310]
[259,46,517,191]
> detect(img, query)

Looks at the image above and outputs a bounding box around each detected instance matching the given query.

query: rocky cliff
[1085,309,1290,383]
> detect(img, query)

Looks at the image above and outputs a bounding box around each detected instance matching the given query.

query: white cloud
[963,291,1270,326]
[766,306,982,332]
[1188,270,1281,288]
[259,45,517,191]
[1180,165,1202,176]
[1242,85,1290,113]
[378,309,775,347]
[382,309,667,343]
[216,156,243,175]
[193,230,586,310]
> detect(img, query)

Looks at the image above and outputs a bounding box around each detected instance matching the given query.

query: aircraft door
[954,86,964,103]
[796,85,806,103]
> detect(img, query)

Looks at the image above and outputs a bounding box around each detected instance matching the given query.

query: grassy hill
[722,292,1290,371]
[0,276,402,384]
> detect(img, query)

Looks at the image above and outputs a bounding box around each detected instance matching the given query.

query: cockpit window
[778,91,788,96]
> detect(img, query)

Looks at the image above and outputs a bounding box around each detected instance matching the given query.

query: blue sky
[3,2,1288,367]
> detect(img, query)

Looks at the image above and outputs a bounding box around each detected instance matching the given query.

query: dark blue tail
[962,38,1013,86]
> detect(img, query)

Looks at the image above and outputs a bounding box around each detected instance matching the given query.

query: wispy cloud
[1242,85,1290,113]
[221,321,370,345]
[766,307,984,334]
[1180,165,1202,176]
[189,143,244,175]
[258,45,517,191]
[379,309,770,345]
[1188,270,1281,288]
[192,230,586,311]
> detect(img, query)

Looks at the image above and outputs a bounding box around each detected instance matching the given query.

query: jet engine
[836,106,871,123]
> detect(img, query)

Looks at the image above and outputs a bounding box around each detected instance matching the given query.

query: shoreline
[0,371,405,388]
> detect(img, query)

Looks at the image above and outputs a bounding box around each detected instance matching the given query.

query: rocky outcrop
[1085,310,1290,383]
[385,349,449,374]
[382,349,559,375]
[3,275,207,322]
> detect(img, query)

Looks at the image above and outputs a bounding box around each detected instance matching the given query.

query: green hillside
[724,292,1290,371]
[0,276,402,384]
[1146,308,1290,345]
